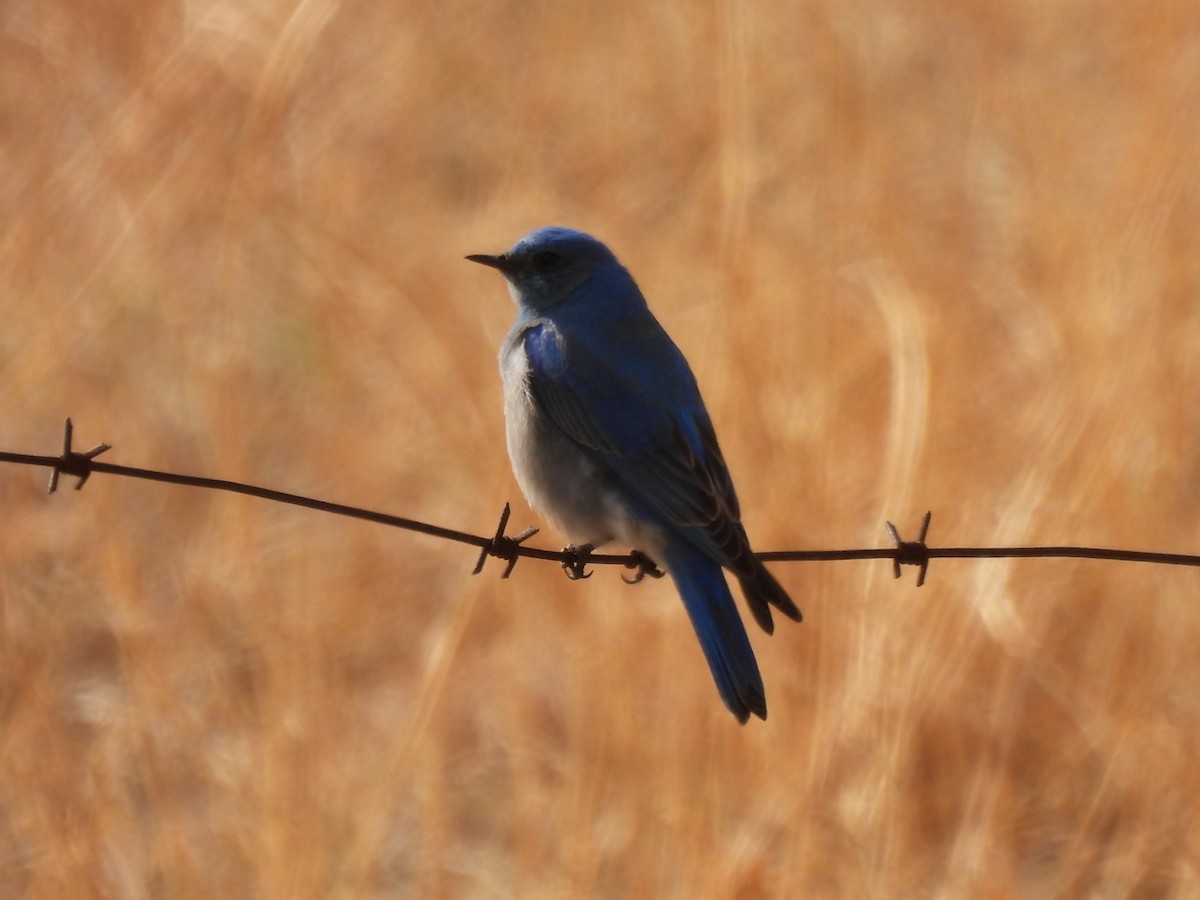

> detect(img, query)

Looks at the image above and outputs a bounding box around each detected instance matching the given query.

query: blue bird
[468,227,801,722]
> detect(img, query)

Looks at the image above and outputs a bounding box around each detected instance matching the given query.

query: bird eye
[532,250,562,271]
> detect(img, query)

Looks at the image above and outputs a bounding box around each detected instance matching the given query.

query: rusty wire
[2,419,1199,584]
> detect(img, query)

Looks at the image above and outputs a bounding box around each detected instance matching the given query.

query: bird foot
[621,550,665,584]
[561,543,595,580]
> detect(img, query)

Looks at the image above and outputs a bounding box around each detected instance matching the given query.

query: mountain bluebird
[468,227,801,723]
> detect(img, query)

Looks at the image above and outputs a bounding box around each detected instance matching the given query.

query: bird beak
[465,253,511,272]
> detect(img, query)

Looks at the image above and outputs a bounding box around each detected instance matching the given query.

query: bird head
[467,226,621,316]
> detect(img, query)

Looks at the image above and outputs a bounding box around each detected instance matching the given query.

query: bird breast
[499,326,661,554]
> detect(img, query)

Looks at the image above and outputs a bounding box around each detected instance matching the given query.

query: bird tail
[736,557,802,635]
[663,541,766,723]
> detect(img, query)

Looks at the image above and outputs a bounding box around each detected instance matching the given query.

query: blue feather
[663,540,766,723]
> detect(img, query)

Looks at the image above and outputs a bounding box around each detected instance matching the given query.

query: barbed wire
[3,419,1199,584]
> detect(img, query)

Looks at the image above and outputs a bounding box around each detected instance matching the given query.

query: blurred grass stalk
[1,1,1199,896]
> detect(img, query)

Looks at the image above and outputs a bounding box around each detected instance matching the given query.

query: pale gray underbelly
[500,337,664,555]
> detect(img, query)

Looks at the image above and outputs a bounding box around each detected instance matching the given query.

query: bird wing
[521,320,749,567]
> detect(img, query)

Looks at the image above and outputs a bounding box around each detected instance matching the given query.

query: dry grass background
[2,1,1200,896]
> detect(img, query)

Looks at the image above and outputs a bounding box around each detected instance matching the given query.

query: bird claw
[621,550,665,584]
[561,543,595,580]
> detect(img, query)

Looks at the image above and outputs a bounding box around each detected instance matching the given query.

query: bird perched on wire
[468,227,800,723]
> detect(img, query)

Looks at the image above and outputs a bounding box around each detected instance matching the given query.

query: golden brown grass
[3,1,1200,896]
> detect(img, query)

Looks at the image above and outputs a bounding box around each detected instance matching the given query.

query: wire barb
[47,418,112,494]
[886,511,933,586]
[621,550,666,584]
[472,503,539,578]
